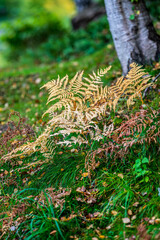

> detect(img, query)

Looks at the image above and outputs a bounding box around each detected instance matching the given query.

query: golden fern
[2,63,152,161]
[42,67,111,117]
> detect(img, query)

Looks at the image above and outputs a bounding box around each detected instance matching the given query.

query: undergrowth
[0,62,160,239]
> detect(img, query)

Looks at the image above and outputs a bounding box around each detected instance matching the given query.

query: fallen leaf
[50,230,57,235]
[131,215,136,220]
[111,210,118,216]
[118,173,124,179]
[58,152,63,155]
[155,219,160,223]
[87,224,94,229]
[106,225,111,230]
[76,186,86,193]
[99,235,106,239]
[35,78,41,84]
[93,212,101,217]
[133,202,139,207]
[122,218,130,224]
[102,182,107,187]
[82,172,89,177]
[61,216,68,221]
[18,161,23,165]
[127,209,132,216]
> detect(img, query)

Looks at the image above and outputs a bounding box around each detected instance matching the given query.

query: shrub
[0,11,68,60]
[0,15,111,63]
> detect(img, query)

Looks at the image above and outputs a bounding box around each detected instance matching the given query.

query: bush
[0,11,68,60]
[0,15,111,64]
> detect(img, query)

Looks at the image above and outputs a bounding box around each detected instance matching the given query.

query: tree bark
[104,0,160,75]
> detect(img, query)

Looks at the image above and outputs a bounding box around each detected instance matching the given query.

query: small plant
[133,157,150,182]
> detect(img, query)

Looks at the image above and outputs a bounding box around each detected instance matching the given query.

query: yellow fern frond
[2,63,153,161]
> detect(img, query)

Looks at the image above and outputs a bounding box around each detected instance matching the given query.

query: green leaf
[130,14,135,20]
[145,176,149,182]
[142,157,149,164]
[141,170,147,175]
[136,159,141,164]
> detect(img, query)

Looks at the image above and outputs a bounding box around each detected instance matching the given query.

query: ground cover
[0,45,160,239]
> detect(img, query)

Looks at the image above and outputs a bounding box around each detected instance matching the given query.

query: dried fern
[2,63,154,161]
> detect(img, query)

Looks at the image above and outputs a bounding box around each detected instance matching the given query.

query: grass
[0,43,160,239]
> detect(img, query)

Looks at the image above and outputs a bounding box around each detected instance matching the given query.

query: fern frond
[2,63,154,162]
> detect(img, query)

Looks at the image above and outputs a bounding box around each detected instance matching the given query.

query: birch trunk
[104,0,160,74]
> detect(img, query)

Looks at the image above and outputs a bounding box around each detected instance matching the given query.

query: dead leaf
[99,235,106,239]
[87,224,94,229]
[76,186,86,193]
[118,173,124,179]
[106,225,111,230]
[82,172,89,177]
[111,210,118,216]
[133,202,139,207]
[93,212,101,217]
[127,209,132,216]
[102,182,107,187]
[122,218,130,224]
[131,215,136,220]
[18,161,23,165]
[35,78,41,84]
[50,230,57,235]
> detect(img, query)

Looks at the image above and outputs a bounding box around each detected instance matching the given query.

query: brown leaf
[111,210,118,216]
[117,173,124,179]
[133,202,139,207]
[127,209,132,216]
[82,172,89,177]
[122,218,130,224]
[50,230,57,235]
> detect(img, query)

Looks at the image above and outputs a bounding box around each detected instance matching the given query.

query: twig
[143,73,160,98]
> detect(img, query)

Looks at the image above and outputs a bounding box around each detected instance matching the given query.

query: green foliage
[0,11,68,59]
[1,15,111,64]
[133,157,150,182]
[145,0,160,21]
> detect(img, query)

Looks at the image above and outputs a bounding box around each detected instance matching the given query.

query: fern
[2,63,154,161]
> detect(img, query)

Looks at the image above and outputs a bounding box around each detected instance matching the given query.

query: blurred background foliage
[0,0,159,67]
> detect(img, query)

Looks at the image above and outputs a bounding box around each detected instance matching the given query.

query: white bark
[104,0,160,74]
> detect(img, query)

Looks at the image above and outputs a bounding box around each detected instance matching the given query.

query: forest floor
[0,44,160,239]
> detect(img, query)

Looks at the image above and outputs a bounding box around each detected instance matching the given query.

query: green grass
[0,44,160,239]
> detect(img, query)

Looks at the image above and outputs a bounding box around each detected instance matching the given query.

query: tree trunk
[104,0,160,74]
[74,0,93,13]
